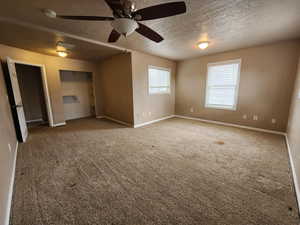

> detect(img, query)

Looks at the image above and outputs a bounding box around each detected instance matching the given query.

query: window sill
[149,92,171,95]
[205,104,237,111]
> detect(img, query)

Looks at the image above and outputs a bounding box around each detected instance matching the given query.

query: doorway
[15,64,48,128]
[4,58,53,142]
[59,70,95,121]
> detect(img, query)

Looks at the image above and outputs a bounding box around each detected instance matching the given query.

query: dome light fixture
[57,51,68,57]
[198,41,209,50]
[111,18,139,36]
[42,9,57,18]
[56,41,73,58]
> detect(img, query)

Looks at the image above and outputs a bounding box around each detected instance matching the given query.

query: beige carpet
[10,117,299,225]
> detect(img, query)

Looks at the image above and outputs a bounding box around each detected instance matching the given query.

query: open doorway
[15,63,49,128]
[59,70,95,121]
[4,58,53,142]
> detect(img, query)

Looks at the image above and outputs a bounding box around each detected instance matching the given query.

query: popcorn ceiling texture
[1,0,300,59]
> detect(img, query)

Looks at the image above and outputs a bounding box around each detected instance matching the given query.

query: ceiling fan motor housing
[111,18,139,36]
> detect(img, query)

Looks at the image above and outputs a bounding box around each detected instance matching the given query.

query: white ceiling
[1,0,300,60]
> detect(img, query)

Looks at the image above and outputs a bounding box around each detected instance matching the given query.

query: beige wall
[176,40,300,132]
[0,62,17,225]
[0,44,102,125]
[98,53,134,124]
[131,51,176,125]
[0,44,177,127]
[95,51,177,126]
[287,56,300,195]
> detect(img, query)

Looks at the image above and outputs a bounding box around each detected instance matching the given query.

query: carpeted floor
[10,117,299,225]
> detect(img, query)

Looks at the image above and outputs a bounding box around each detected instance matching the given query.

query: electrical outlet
[243,114,247,119]
[8,143,11,152]
[271,119,276,124]
[253,115,258,121]
[190,107,194,113]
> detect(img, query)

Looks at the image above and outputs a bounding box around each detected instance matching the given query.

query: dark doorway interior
[15,63,48,128]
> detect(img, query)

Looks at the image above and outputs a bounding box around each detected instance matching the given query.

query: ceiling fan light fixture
[48,0,187,43]
[57,51,68,57]
[111,18,139,36]
[198,41,209,50]
[131,2,137,11]
[134,14,142,21]
[57,41,75,50]
[42,9,57,18]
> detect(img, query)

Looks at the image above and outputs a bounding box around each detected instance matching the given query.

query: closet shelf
[62,95,79,104]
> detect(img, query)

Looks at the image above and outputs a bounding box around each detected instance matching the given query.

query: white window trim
[205,59,242,111]
[148,65,171,95]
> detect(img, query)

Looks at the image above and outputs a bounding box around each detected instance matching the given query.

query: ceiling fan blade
[108,29,121,42]
[57,15,114,21]
[133,1,186,21]
[135,23,163,43]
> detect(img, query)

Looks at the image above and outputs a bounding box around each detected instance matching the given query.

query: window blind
[205,60,241,110]
[148,67,170,94]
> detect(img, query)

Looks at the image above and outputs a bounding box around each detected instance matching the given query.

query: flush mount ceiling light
[57,51,68,57]
[55,41,74,58]
[56,41,75,50]
[198,41,209,50]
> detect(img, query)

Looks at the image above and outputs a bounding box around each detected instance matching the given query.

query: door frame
[12,60,54,127]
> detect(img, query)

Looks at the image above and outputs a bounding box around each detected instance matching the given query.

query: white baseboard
[134,115,175,128]
[285,135,300,215]
[97,115,132,127]
[65,115,94,121]
[5,142,18,225]
[52,122,66,127]
[26,118,43,123]
[174,115,286,136]
[99,114,285,136]
[97,115,175,128]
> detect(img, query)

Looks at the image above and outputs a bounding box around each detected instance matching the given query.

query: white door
[7,57,28,142]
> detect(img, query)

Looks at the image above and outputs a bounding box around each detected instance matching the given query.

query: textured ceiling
[1,0,300,60]
[0,20,123,61]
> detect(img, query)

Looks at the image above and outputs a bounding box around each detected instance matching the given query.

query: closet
[60,70,95,121]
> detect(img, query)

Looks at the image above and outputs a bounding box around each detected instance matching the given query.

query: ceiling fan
[43,0,186,43]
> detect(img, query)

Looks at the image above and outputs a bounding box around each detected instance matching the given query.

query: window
[148,66,171,94]
[205,59,241,110]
